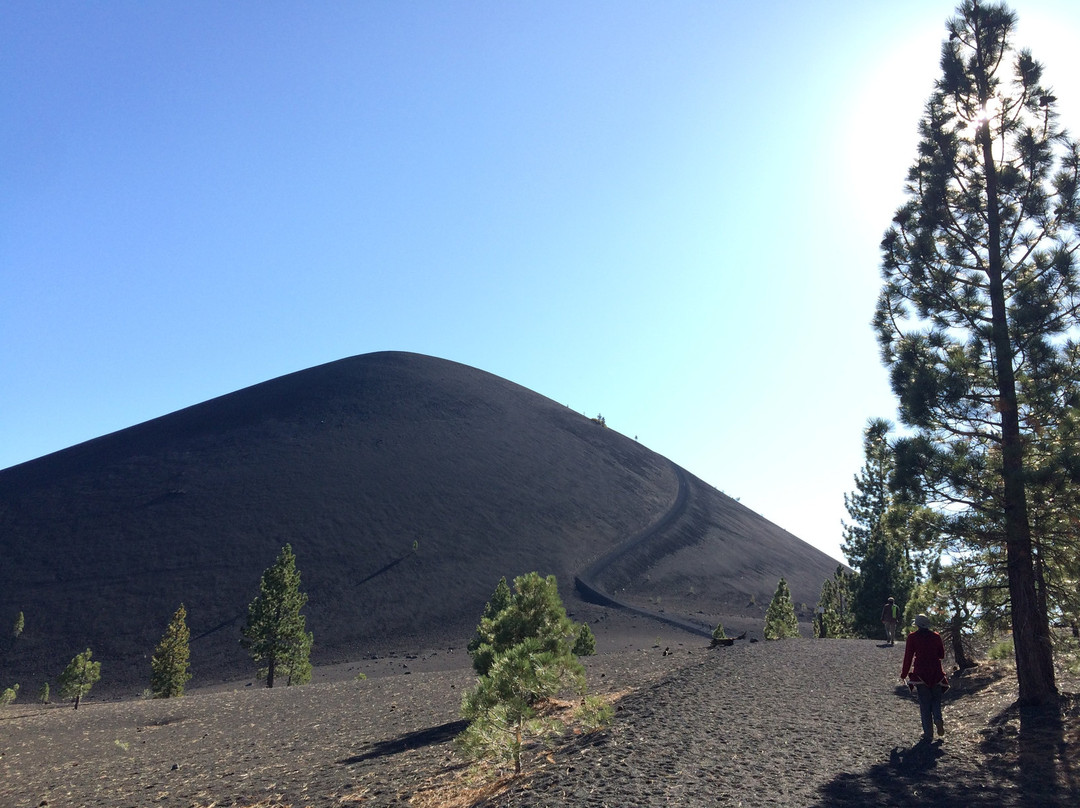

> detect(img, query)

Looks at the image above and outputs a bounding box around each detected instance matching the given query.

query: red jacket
[901,628,949,689]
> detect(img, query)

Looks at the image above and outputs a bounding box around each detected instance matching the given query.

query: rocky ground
[1,627,1077,808]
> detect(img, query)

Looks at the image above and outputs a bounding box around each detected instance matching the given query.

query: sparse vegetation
[764,578,799,640]
[151,603,192,698]
[13,610,24,639]
[240,544,313,688]
[58,648,101,709]
[988,638,1015,661]
[576,693,615,731]
[37,681,49,704]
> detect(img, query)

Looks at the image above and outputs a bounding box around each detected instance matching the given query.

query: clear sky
[4,1,1080,564]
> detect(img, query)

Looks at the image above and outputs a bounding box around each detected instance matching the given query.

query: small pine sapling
[58,649,101,709]
[764,578,799,640]
[711,622,729,647]
[151,604,193,698]
[572,623,596,656]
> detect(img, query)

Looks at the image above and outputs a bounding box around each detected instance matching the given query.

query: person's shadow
[810,691,1076,807]
[889,738,945,773]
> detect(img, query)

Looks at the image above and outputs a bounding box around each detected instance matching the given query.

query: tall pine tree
[874,0,1080,704]
[240,544,313,688]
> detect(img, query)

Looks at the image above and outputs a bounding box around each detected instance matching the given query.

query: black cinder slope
[0,352,837,694]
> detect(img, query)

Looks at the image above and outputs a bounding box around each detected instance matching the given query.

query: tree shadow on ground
[337,719,469,764]
[976,696,1079,806]
[810,688,1078,807]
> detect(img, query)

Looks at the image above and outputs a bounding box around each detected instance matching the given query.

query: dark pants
[915,683,944,737]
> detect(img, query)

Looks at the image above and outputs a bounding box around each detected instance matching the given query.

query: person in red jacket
[900,614,950,742]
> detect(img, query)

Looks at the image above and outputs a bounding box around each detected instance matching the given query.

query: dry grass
[407,688,629,807]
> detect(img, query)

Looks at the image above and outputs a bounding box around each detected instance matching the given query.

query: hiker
[881,596,900,646]
[900,613,950,743]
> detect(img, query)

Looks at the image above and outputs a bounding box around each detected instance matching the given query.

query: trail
[574,462,713,638]
[480,639,1073,808]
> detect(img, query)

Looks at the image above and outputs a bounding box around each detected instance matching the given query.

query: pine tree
[572,622,596,656]
[58,648,101,709]
[459,637,570,774]
[763,578,799,640]
[12,611,24,639]
[467,572,581,678]
[240,544,313,688]
[841,419,894,568]
[815,566,854,639]
[460,572,588,773]
[841,420,917,637]
[874,0,1080,704]
[151,604,192,698]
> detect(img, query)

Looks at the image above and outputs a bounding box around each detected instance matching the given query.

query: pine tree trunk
[949,611,975,671]
[978,108,1058,706]
[514,721,522,775]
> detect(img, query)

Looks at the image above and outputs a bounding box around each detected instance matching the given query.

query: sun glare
[964,95,1001,135]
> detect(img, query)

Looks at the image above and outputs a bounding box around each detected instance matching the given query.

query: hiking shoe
[936,720,945,737]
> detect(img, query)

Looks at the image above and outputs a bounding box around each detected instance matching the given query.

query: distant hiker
[900,613,950,743]
[881,597,900,646]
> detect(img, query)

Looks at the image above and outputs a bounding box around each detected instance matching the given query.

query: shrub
[711,622,728,646]
[576,694,614,732]
[988,638,1015,660]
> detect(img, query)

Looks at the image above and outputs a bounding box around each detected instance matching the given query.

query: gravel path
[1,637,1076,807]
[480,639,1077,808]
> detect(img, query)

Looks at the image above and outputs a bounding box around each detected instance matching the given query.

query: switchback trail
[574,462,714,638]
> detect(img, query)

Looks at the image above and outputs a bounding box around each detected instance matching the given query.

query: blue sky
[4,1,1079,563]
